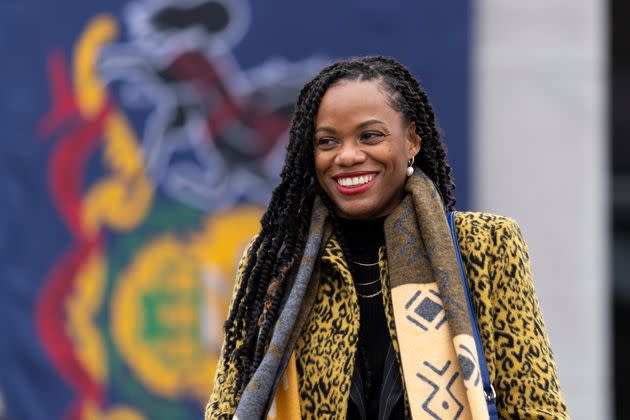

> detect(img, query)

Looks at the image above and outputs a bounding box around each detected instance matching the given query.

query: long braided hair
[221,55,456,395]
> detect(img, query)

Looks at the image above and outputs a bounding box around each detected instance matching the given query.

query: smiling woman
[314,80,420,219]
[206,56,569,420]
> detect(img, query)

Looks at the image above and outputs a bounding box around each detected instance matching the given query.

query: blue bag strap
[447,211,498,419]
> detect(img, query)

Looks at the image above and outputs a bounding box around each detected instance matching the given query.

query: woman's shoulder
[452,211,527,254]
[452,210,520,231]
[453,210,524,237]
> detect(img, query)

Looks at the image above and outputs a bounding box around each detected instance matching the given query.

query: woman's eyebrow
[314,119,386,135]
[356,119,385,130]
[314,126,336,135]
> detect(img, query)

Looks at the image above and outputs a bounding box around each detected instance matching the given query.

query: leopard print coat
[206,212,569,419]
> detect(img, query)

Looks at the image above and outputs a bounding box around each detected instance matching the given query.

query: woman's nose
[335,143,366,166]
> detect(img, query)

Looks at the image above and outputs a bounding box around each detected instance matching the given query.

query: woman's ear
[406,122,421,157]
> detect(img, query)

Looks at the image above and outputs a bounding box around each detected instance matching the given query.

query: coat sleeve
[490,217,569,419]
[205,238,256,420]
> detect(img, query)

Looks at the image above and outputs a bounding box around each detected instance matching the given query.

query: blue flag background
[0,1,470,419]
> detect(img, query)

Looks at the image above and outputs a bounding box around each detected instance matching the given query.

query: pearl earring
[406,156,415,177]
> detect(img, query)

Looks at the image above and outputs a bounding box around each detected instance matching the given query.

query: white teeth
[336,174,375,187]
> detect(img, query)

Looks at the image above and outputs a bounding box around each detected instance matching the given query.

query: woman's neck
[337,216,386,263]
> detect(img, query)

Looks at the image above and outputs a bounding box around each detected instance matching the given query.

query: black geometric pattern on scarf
[404,289,447,331]
[416,360,464,419]
[458,344,481,386]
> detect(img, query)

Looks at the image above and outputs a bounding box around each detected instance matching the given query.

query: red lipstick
[332,172,378,196]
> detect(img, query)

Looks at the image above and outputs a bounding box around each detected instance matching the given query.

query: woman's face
[313,79,421,220]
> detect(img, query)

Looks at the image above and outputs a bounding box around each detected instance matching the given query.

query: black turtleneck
[337,216,392,418]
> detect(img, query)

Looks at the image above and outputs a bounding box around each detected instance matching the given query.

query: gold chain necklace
[356,289,383,298]
[351,259,379,267]
[351,257,380,297]
[355,278,380,286]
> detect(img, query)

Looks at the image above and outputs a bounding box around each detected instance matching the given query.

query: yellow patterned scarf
[381,171,490,419]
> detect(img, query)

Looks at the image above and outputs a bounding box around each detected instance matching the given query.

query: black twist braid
[220,55,456,396]
[222,69,344,391]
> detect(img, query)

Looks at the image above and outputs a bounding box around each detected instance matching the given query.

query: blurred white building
[474,2,608,419]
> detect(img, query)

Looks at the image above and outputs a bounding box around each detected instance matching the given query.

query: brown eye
[361,131,384,142]
[315,137,338,150]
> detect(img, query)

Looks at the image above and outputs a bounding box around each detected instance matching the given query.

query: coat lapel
[378,342,404,419]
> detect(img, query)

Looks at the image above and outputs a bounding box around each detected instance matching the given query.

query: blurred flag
[0,1,469,418]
